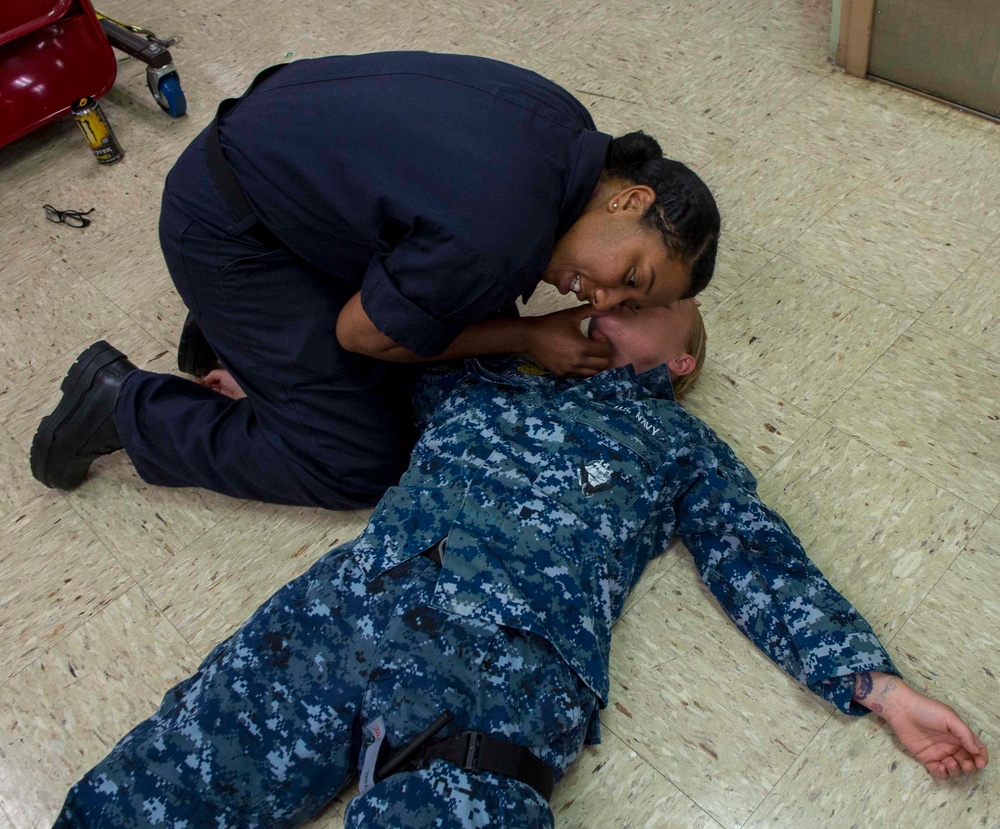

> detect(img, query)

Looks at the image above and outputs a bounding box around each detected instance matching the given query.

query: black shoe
[30,341,137,490]
[177,311,219,377]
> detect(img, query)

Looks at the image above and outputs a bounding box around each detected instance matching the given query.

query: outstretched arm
[852,671,988,779]
[672,428,987,778]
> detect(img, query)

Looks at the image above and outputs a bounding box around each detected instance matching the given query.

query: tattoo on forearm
[853,672,895,713]
[854,671,874,700]
[875,679,897,712]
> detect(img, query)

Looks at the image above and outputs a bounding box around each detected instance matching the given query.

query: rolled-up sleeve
[360,221,516,358]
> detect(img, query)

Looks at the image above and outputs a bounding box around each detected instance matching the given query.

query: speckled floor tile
[0,210,62,293]
[743,713,996,828]
[442,2,618,70]
[141,503,367,654]
[552,732,724,829]
[0,495,132,683]
[756,422,987,639]
[695,0,842,73]
[889,517,1000,736]
[826,322,1000,513]
[870,107,1000,235]
[50,208,174,315]
[0,117,99,201]
[0,318,243,581]
[0,586,198,829]
[923,237,1000,360]
[698,233,773,313]
[781,182,995,315]
[0,424,45,522]
[300,783,353,829]
[517,282,578,318]
[620,537,687,618]
[590,97,742,174]
[535,48,688,110]
[606,555,833,829]
[658,48,825,133]
[0,261,128,382]
[64,451,246,582]
[705,257,913,414]
[681,359,817,479]
[701,137,863,253]
[751,74,947,179]
[125,276,192,355]
[0,128,177,246]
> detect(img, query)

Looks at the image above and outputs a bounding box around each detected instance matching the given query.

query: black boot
[30,341,138,490]
[177,311,219,377]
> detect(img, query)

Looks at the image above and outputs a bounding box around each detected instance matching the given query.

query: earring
[612,202,618,209]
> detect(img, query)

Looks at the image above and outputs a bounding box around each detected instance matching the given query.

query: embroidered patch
[579,460,618,495]
[517,363,550,376]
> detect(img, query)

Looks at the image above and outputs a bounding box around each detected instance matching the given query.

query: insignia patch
[579,460,617,495]
[517,363,550,376]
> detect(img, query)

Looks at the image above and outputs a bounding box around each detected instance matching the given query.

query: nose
[590,288,620,312]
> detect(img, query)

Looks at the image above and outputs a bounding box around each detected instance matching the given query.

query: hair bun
[605,131,663,177]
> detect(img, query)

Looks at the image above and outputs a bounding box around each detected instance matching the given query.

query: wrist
[852,670,909,721]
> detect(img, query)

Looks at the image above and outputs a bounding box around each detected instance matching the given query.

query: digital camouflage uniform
[54,358,897,828]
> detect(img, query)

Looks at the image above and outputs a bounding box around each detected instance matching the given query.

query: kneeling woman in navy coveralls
[30,51,721,509]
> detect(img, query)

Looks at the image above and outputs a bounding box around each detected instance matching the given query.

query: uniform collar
[570,362,677,403]
[467,356,677,402]
[556,130,613,239]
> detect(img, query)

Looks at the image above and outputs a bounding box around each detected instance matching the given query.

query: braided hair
[605,131,721,296]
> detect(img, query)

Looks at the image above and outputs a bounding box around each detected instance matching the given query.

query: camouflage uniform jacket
[351,357,896,720]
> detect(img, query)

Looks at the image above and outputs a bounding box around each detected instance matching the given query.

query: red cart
[0,0,185,152]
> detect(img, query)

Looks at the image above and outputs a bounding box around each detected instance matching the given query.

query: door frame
[836,0,876,77]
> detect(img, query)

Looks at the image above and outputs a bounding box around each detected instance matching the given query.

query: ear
[667,353,696,377]
[609,184,656,213]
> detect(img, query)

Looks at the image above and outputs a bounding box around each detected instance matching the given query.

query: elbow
[335,314,377,357]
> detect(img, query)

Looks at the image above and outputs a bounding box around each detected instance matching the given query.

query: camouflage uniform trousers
[53,546,597,828]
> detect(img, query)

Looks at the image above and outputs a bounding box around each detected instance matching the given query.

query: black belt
[376,711,554,802]
[417,731,555,801]
[204,63,288,228]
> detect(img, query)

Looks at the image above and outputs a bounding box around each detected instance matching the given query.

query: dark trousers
[114,143,418,509]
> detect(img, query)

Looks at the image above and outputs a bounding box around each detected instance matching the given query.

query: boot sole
[30,341,125,490]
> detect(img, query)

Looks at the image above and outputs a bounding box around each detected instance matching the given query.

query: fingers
[562,357,611,377]
[941,707,990,770]
[919,742,989,779]
[960,729,987,758]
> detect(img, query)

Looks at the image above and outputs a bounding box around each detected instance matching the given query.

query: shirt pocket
[528,409,655,546]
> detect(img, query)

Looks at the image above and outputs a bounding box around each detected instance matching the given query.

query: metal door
[869,0,1000,119]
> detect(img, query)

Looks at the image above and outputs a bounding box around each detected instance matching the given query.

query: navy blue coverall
[114,52,612,508]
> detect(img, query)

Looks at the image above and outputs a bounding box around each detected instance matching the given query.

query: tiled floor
[1,1,997,827]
